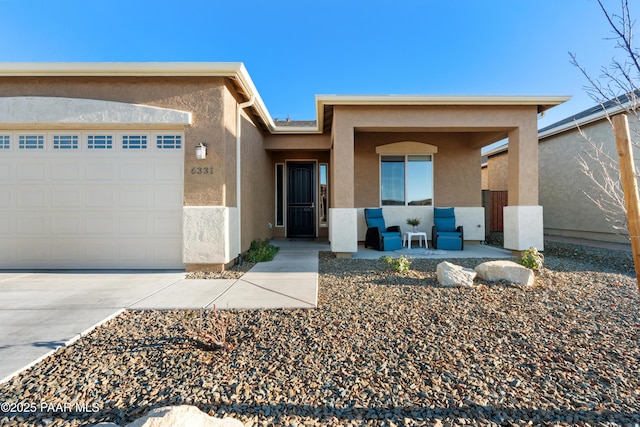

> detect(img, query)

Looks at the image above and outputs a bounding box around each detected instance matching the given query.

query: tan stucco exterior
[0,63,568,266]
[486,151,509,191]
[539,115,640,243]
[354,132,482,207]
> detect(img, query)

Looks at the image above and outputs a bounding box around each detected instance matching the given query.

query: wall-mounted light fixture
[195,142,207,160]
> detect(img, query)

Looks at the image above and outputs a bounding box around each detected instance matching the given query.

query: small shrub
[245,238,280,263]
[518,247,544,270]
[185,306,233,351]
[382,255,411,273]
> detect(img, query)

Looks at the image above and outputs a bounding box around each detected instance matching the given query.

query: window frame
[379,153,434,207]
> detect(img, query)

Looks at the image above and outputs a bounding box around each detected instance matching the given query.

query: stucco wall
[354,132,482,208]
[539,116,640,243]
[0,76,230,206]
[239,103,274,251]
[487,151,509,191]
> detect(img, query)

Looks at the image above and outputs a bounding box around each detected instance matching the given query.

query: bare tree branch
[570,0,640,240]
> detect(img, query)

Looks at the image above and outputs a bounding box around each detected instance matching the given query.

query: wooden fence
[489,191,508,232]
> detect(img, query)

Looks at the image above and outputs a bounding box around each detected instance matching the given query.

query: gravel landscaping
[1,242,639,426]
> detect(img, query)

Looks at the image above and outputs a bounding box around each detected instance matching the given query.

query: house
[482,95,639,244]
[0,63,568,270]
[538,97,640,244]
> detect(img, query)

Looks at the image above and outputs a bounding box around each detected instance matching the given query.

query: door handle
[311,202,315,208]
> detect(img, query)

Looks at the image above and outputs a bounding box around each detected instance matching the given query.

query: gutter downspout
[236,95,255,264]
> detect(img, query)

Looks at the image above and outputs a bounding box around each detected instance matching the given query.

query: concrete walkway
[131,239,324,310]
[0,239,324,384]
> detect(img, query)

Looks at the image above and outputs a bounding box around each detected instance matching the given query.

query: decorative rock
[436,261,476,287]
[474,260,535,286]
[108,405,244,427]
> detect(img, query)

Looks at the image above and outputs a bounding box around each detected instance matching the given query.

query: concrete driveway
[0,241,322,384]
[0,270,187,383]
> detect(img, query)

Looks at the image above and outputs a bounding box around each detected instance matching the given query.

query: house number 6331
[191,167,214,175]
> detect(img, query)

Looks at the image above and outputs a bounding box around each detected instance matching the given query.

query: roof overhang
[538,103,626,140]
[315,95,570,133]
[0,63,570,135]
[0,62,278,132]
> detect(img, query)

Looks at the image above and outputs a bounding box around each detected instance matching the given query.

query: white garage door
[0,131,184,269]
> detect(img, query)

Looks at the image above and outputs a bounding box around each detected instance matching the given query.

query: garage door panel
[87,216,118,234]
[51,163,82,181]
[0,189,10,207]
[86,163,116,181]
[119,215,150,234]
[17,215,48,234]
[85,243,117,263]
[18,190,48,208]
[120,243,150,263]
[120,190,150,207]
[52,189,82,207]
[86,190,115,207]
[120,161,151,181]
[0,217,11,233]
[0,162,11,180]
[155,188,183,206]
[153,214,182,233]
[154,162,183,180]
[17,163,48,181]
[15,240,47,261]
[51,244,82,263]
[51,216,84,234]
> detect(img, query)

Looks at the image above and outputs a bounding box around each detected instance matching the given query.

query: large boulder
[436,261,476,288]
[474,260,535,286]
[95,405,244,427]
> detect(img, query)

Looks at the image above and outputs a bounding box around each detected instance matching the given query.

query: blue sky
[0,0,634,131]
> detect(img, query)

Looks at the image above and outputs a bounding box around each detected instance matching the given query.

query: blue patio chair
[431,207,464,250]
[364,208,403,251]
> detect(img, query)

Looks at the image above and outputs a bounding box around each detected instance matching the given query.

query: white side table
[403,231,427,249]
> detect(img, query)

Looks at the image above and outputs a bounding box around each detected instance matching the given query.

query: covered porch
[325,95,569,257]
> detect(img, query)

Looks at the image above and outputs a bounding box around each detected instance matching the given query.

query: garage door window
[122,135,147,149]
[0,135,9,149]
[19,135,44,150]
[157,135,181,149]
[87,135,113,150]
[53,135,79,150]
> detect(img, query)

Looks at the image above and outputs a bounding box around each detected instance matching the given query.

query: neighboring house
[538,98,640,244]
[0,63,568,270]
[483,95,639,244]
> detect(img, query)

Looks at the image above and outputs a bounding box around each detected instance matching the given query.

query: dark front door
[287,162,316,238]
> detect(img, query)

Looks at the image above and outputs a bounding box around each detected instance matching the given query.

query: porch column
[329,111,358,255]
[504,121,544,251]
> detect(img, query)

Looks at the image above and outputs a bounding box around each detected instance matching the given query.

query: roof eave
[0,63,571,135]
[539,104,626,139]
[316,94,570,111]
